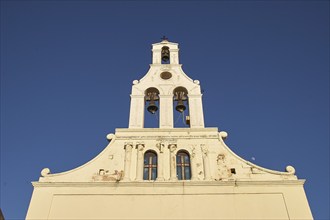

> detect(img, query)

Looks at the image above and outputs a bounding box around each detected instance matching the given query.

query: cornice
[32,180,306,188]
[115,127,219,133]
[114,128,220,140]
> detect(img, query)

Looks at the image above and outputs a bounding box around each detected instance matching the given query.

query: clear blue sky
[1,1,329,219]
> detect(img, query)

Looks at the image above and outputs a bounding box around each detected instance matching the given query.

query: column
[135,144,145,181]
[159,95,174,128]
[202,145,211,180]
[168,144,178,181]
[156,143,165,181]
[123,143,133,181]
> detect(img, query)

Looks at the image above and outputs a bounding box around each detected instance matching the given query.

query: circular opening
[160,72,172,80]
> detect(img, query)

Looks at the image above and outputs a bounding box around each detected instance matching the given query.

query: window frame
[176,150,191,180]
[143,151,158,181]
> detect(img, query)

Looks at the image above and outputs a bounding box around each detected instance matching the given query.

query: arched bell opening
[161,46,170,64]
[144,87,160,128]
[173,87,190,128]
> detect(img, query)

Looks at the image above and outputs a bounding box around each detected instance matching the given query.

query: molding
[114,128,220,140]
[218,131,297,177]
[32,180,306,188]
[130,95,144,98]
[116,127,218,133]
[115,135,219,140]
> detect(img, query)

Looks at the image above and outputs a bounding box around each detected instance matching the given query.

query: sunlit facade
[26,39,313,220]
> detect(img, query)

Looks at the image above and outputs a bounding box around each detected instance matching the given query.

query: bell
[147,100,158,114]
[175,99,186,113]
[161,47,170,62]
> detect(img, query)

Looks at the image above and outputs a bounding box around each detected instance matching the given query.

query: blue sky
[1,1,329,219]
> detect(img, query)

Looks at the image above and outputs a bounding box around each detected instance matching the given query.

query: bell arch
[161,46,170,64]
[144,87,160,127]
[173,86,190,127]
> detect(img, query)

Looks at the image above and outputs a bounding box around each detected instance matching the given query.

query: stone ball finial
[286,165,296,174]
[219,131,228,140]
[41,168,50,177]
[193,80,200,85]
[106,133,115,141]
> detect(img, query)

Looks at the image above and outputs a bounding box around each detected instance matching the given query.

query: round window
[160,72,172,80]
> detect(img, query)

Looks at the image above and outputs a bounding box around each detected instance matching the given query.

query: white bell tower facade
[129,39,204,129]
[26,39,313,220]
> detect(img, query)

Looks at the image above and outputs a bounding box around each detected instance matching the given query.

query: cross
[161,36,168,41]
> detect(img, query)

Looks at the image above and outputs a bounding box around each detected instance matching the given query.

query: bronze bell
[147,100,158,114]
[175,99,186,113]
[161,47,170,62]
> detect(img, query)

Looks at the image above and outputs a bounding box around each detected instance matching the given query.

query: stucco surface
[26,40,313,220]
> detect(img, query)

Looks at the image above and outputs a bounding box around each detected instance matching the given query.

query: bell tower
[26,39,313,220]
[128,38,205,129]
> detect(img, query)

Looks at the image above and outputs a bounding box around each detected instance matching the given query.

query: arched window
[176,151,191,180]
[143,151,157,180]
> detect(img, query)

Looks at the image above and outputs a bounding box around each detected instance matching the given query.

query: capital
[136,144,145,151]
[168,144,177,152]
[124,143,133,151]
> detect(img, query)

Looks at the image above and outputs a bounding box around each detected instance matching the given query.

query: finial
[161,36,168,41]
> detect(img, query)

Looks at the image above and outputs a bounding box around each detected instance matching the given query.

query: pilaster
[202,145,211,180]
[135,144,145,181]
[169,144,178,181]
[156,143,165,181]
[123,143,133,181]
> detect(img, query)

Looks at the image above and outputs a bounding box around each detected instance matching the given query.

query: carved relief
[92,169,124,182]
[216,154,232,180]
[190,145,198,180]
[156,143,165,153]
[201,145,208,157]
[191,145,196,158]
